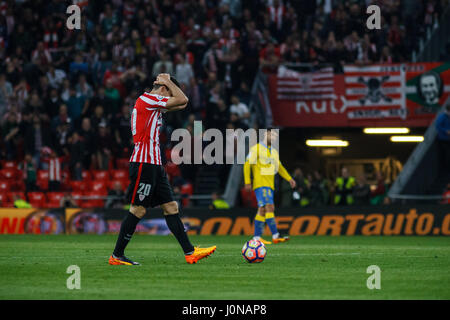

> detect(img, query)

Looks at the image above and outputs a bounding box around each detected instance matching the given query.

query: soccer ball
[242,239,266,263]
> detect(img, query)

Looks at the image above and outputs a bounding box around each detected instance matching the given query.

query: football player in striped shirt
[109,74,216,265]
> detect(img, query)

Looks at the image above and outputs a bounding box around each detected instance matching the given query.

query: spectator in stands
[186,77,204,116]
[13,77,30,110]
[22,153,37,192]
[435,104,450,175]
[31,41,52,71]
[113,105,132,154]
[51,104,71,133]
[69,52,89,80]
[47,150,62,191]
[379,46,393,64]
[72,162,83,181]
[64,86,86,125]
[103,63,126,98]
[54,118,71,156]
[46,65,66,90]
[68,131,85,176]
[334,167,356,206]
[104,79,121,117]
[76,74,94,101]
[152,51,174,77]
[95,122,114,170]
[230,94,250,128]
[25,91,45,116]
[235,81,251,106]
[0,73,13,117]
[45,88,63,119]
[371,172,387,205]
[309,171,329,206]
[291,168,310,207]
[207,98,229,132]
[90,104,108,132]
[23,115,52,169]
[2,110,20,159]
[259,41,281,73]
[13,194,31,208]
[60,193,78,208]
[353,174,371,205]
[78,117,95,168]
[105,181,125,209]
[209,191,230,209]
[175,54,194,88]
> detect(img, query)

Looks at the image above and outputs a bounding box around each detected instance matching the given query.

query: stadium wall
[1,206,449,236]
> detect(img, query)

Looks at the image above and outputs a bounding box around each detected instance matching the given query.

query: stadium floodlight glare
[363,127,410,134]
[390,135,424,142]
[305,139,349,147]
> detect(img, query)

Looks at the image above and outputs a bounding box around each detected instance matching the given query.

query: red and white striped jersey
[129,92,169,165]
[49,157,61,181]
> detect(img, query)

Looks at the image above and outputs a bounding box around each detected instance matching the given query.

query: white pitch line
[218,253,362,257]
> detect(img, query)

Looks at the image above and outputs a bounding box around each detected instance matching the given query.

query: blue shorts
[254,187,274,207]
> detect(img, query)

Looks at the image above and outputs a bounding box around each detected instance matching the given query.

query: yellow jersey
[243,143,292,190]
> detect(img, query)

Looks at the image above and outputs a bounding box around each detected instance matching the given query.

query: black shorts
[125,162,174,208]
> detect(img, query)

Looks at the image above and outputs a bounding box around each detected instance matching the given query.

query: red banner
[0,208,65,234]
[269,63,450,127]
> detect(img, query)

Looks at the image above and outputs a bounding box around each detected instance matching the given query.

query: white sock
[253,236,261,240]
[272,233,279,239]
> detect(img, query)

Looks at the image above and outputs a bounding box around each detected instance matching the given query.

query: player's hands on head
[155,73,170,84]
[158,73,171,80]
[154,74,172,88]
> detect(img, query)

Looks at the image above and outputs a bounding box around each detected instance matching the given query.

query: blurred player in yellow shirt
[243,129,296,244]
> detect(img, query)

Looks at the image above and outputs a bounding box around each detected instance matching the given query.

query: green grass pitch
[1,235,449,300]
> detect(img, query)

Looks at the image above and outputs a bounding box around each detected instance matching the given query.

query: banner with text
[1,206,449,236]
[0,208,65,234]
[269,63,450,127]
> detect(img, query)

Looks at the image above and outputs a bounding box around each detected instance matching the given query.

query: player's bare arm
[154,73,189,110]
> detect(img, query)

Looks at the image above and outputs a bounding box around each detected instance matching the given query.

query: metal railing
[389,194,450,200]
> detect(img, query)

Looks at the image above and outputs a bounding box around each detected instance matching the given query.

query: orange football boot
[185,246,217,264]
[108,255,140,265]
[258,237,272,245]
[272,236,290,244]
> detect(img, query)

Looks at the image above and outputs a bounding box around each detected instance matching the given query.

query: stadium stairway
[415,4,450,62]
[388,102,450,202]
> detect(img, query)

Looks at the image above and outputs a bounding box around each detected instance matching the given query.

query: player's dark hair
[170,77,180,88]
[152,76,181,91]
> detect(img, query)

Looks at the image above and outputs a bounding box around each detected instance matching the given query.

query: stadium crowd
[287,166,389,207]
[0,0,446,208]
